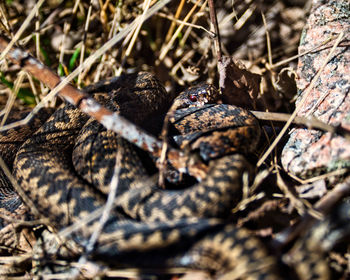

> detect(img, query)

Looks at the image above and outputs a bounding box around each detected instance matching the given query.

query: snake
[0,71,338,279]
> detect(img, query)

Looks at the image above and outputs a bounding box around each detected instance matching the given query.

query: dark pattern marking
[0,72,277,279]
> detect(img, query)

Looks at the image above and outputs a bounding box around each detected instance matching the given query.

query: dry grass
[1,0,348,279]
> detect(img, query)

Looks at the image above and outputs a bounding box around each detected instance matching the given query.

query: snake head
[172,83,221,110]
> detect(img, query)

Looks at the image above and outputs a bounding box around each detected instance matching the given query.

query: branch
[251,111,350,141]
[273,175,350,249]
[208,0,222,61]
[0,34,208,181]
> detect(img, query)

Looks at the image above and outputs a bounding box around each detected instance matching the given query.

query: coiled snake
[0,72,280,279]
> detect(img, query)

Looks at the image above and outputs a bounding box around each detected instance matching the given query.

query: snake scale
[0,72,339,279]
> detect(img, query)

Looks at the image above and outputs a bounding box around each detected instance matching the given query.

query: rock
[281,0,350,179]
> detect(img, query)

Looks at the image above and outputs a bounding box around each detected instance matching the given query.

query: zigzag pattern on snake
[0,72,338,279]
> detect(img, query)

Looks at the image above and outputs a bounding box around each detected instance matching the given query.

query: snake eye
[189,94,197,102]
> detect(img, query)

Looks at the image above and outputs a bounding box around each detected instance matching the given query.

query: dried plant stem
[270,35,334,69]
[58,0,81,74]
[208,0,222,61]
[274,175,350,249]
[0,4,13,36]
[0,14,208,182]
[71,143,123,278]
[158,0,201,62]
[165,0,185,42]
[261,13,272,66]
[125,0,151,57]
[0,34,162,149]
[158,11,214,37]
[180,0,209,47]
[251,110,350,140]
[0,0,170,132]
[0,71,25,127]
[0,0,45,61]
[77,0,93,87]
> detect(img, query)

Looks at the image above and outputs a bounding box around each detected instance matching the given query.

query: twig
[0,4,13,36]
[291,168,349,185]
[0,33,182,162]
[262,13,272,66]
[158,10,215,37]
[273,175,350,249]
[0,0,171,135]
[164,0,186,42]
[208,0,222,61]
[0,0,45,61]
[269,35,334,69]
[58,0,80,83]
[276,168,308,217]
[58,174,158,239]
[180,0,210,47]
[71,141,123,278]
[0,214,48,227]
[77,0,93,87]
[0,70,26,127]
[158,0,201,62]
[124,0,152,59]
[251,110,350,140]
[0,2,208,182]
[257,31,344,167]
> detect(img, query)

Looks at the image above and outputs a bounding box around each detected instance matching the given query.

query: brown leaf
[218,56,261,109]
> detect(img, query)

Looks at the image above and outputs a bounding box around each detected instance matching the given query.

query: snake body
[0,72,280,278]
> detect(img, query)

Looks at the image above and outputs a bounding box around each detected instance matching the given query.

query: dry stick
[295,168,349,185]
[158,11,214,37]
[0,71,26,126]
[77,0,93,87]
[0,0,166,129]
[58,0,81,78]
[71,143,123,278]
[251,110,350,140]
[94,7,120,82]
[158,0,201,62]
[59,208,104,239]
[270,36,334,69]
[0,0,170,129]
[27,70,41,105]
[0,35,207,184]
[59,175,158,239]
[274,175,350,249]
[257,31,344,167]
[124,0,151,58]
[115,0,151,71]
[275,164,308,217]
[262,13,272,66]
[208,0,222,61]
[0,36,171,156]
[0,214,48,227]
[0,4,13,36]
[0,0,45,62]
[34,8,41,62]
[165,0,185,42]
[233,3,256,31]
[179,0,209,47]
[103,268,189,279]
[52,267,189,280]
